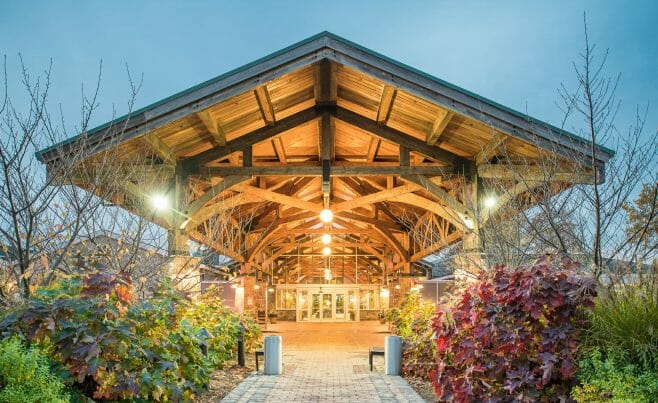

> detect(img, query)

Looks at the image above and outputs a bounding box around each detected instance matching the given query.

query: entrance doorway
[297,286,359,322]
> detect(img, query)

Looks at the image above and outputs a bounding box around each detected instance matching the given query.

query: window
[359,290,380,310]
[276,289,297,310]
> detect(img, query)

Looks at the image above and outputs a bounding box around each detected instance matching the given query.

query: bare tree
[472,16,657,285]
[0,56,144,303]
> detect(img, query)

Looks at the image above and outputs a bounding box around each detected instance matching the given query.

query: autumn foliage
[431,254,596,402]
[0,271,260,401]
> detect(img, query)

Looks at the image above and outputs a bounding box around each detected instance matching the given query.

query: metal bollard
[198,328,211,357]
[263,335,282,375]
[237,322,245,367]
[384,335,402,375]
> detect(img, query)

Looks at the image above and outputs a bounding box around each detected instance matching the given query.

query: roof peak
[37,31,614,163]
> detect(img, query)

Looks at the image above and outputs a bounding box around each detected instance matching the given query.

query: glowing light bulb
[254,284,261,290]
[151,194,169,210]
[321,234,331,244]
[320,209,333,223]
[322,246,331,256]
[484,196,497,209]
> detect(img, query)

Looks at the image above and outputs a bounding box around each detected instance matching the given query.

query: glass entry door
[335,293,345,320]
[297,286,359,322]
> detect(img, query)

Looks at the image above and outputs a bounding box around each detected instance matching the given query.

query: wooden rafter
[234,184,323,213]
[409,230,462,262]
[333,184,418,213]
[182,106,320,171]
[475,132,507,165]
[376,85,396,124]
[196,110,226,146]
[254,85,276,125]
[366,138,380,162]
[388,193,467,232]
[188,230,244,263]
[188,192,263,228]
[140,134,177,166]
[180,175,251,229]
[426,109,453,145]
[334,106,462,166]
[400,174,474,218]
[271,138,287,164]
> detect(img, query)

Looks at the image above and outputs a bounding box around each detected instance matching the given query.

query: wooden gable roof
[36,32,611,277]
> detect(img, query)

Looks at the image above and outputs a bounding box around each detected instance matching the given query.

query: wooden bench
[255,349,264,371]
[369,347,385,371]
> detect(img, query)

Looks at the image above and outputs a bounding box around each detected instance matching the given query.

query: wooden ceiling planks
[69,56,578,278]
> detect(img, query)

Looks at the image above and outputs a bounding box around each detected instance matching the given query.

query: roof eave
[36,31,614,165]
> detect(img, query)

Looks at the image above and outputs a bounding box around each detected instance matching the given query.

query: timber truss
[38,32,611,282]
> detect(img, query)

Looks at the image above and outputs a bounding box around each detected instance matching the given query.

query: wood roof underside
[41,33,609,280]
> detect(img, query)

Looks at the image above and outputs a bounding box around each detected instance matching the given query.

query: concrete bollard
[384,335,402,375]
[263,335,282,375]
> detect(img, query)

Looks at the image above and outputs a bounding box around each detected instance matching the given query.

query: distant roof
[36,31,614,164]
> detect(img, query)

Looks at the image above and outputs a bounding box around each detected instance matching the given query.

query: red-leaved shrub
[431,254,596,402]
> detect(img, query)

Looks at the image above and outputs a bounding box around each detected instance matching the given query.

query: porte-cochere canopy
[37,32,612,285]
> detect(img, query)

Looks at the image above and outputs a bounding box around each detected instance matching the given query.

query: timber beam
[426,109,453,145]
[196,110,227,146]
[196,164,454,177]
[333,106,465,166]
[182,106,322,172]
[140,134,177,166]
[477,164,595,183]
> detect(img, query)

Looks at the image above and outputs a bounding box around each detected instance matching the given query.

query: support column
[243,274,256,313]
[397,276,414,302]
[455,163,486,281]
[167,167,201,296]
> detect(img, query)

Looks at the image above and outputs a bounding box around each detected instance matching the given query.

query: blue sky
[1,0,656,144]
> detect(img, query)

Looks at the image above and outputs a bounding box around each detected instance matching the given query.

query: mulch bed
[196,359,257,402]
[404,376,439,403]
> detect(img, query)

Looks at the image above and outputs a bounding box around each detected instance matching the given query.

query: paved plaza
[221,321,426,402]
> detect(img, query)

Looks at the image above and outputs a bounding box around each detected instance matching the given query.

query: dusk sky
[1,0,656,145]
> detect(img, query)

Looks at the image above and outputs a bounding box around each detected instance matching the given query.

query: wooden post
[167,168,201,295]
[455,163,485,281]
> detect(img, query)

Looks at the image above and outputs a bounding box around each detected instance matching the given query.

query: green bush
[572,283,658,402]
[182,288,262,368]
[0,271,261,401]
[572,349,658,402]
[386,291,437,379]
[584,283,658,371]
[0,336,69,403]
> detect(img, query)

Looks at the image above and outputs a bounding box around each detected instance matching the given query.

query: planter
[269,316,278,324]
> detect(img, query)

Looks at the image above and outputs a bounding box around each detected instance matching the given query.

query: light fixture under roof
[484,195,497,209]
[321,233,331,244]
[320,209,333,223]
[151,194,169,211]
[322,246,331,256]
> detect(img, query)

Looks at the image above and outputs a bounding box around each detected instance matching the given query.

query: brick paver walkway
[221,321,425,402]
